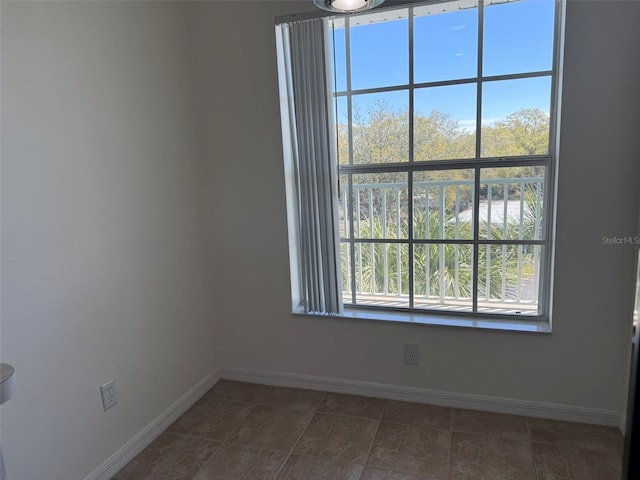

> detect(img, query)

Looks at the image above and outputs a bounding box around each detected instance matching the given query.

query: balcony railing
[339,177,544,315]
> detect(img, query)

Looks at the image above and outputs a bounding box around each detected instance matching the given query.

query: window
[276,0,561,330]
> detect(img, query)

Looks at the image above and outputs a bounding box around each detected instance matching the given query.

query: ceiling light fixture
[313,0,386,13]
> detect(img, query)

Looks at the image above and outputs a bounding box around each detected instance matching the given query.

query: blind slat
[277,19,342,315]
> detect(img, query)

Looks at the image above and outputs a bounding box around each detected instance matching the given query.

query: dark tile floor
[113,380,623,480]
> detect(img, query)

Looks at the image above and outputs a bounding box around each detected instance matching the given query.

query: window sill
[292,306,551,333]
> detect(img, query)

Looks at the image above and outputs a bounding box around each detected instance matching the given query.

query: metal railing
[340,177,544,314]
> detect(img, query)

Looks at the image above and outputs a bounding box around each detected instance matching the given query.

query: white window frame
[276,0,564,332]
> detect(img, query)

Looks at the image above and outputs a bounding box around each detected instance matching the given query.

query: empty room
[1,0,640,479]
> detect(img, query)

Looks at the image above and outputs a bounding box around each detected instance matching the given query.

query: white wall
[1,2,218,479]
[186,0,640,412]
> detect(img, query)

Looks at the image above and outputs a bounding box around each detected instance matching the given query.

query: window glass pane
[329,21,347,92]
[414,243,473,312]
[479,166,545,241]
[352,90,409,164]
[353,242,409,307]
[338,174,350,238]
[335,96,350,165]
[352,173,408,239]
[323,0,557,320]
[414,1,478,83]
[483,0,555,77]
[341,242,352,299]
[414,83,476,161]
[413,169,475,240]
[350,12,409,90]
[481,76,551,157]
[477,244,542,316]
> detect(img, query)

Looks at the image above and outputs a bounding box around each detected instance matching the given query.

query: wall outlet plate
[404,343,419,365]
[100,379,118,411]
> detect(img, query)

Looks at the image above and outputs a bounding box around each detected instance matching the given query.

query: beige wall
[1,2,218,479]
[1,1,639,479]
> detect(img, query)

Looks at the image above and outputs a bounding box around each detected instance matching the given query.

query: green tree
[414,110,475,161]
[482,108,549,157]
[352,100,408,164]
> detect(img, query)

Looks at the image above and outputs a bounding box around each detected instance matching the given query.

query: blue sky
[330,0,555,127]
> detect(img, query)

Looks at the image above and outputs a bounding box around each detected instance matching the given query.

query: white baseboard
[220,367,623,429]
[82,369,221,480]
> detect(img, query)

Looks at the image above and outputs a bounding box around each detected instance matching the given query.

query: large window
[277,0,561,329]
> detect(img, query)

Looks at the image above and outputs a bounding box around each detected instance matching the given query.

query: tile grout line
[356,399,387,479]
[526,416,543,480]
[190,384,326,480]
[187,397,261,480]
[217,401,259,444]
[144,386,262,480]
[447,408,455,480]
[190,384,351,480]
[314,406,451,426]
[271,391,329,480]
[192,393,262,446]
[316,402,388,421]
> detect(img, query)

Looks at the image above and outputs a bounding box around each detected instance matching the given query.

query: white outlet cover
[100,379,118,411]
[404,343,419,365]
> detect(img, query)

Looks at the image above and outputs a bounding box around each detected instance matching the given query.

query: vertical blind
[276,18,342,315]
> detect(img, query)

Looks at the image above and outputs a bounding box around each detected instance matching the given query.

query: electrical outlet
[100,379,118,411]
[404,343,419,365]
